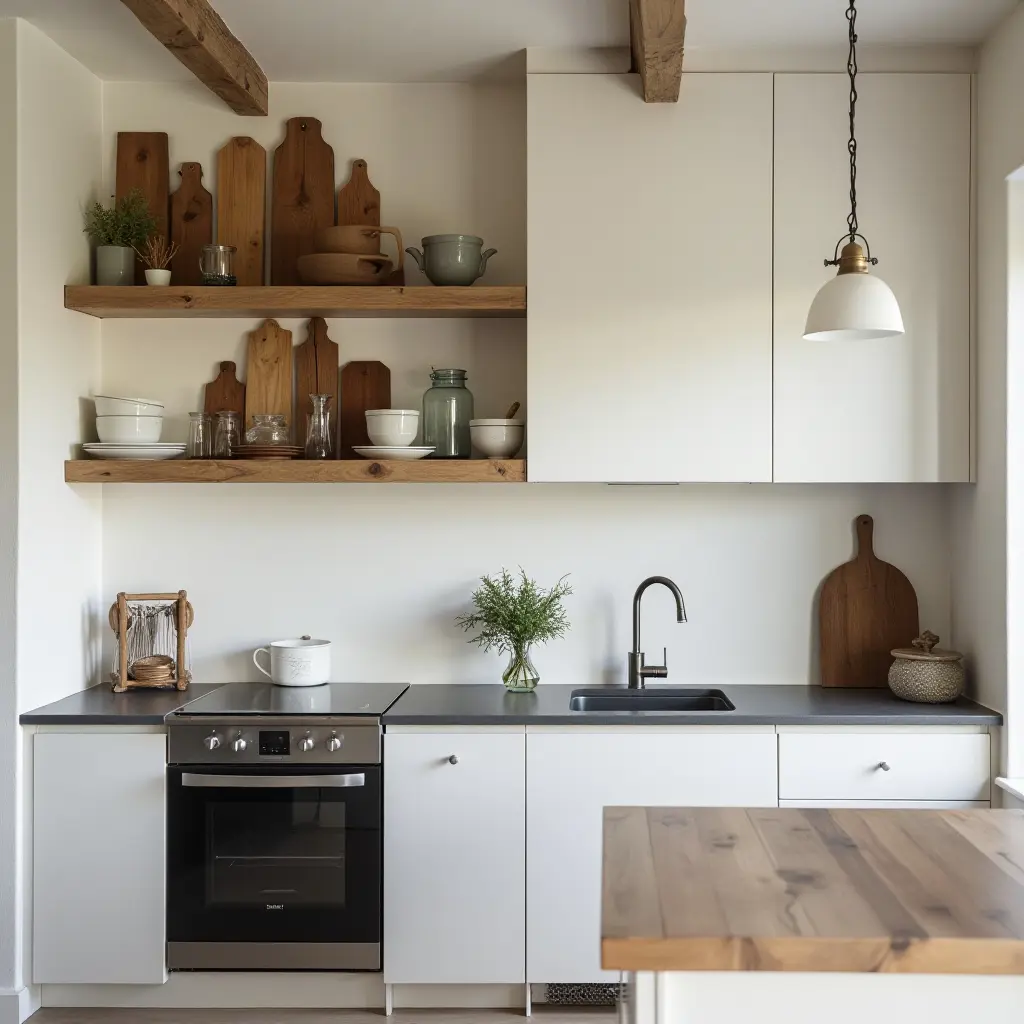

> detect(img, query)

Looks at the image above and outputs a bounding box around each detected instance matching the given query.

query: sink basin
[568,688,735,713]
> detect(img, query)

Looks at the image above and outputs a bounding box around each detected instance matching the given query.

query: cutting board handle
[855,514,874,561]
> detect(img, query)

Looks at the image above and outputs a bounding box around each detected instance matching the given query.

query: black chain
[845,0,859,242]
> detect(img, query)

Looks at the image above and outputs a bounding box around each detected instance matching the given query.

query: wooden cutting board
[217,136,266,286]
[819,514,920,687]
[245,320,293,436]
[271,117,335,285]
[203,360,245,417]
[339,361,391,458]
[115,131,169,284]
[337,158,403,285]
[294,317,340,456]
[169,162,212,286]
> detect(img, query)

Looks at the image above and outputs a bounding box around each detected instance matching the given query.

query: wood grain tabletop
[602,807,1024,974]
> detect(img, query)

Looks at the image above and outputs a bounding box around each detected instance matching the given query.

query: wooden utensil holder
[108,590,193,693]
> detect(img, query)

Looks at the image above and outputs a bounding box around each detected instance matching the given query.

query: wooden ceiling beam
[629,0,686,103]
[118,0,268,116]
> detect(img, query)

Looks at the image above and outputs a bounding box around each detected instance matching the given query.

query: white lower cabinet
[526,728,779,983]
[384,729,526,983]
[33,730,167,984]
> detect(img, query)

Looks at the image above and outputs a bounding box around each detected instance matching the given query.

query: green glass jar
[422,368,474,458]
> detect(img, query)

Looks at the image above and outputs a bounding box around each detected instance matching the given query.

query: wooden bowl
[297,253,393,286]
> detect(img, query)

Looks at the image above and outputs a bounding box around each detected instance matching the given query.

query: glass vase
[502,643,539,692]
[304,394,333,460]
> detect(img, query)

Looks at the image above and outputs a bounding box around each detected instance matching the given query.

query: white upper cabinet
[773,74,971,482]
[527,73,774,482]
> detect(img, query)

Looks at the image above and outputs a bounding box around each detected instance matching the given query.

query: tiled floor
[29,1009,616,1024]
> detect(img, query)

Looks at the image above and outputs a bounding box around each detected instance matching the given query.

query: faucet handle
[640,649,669,679]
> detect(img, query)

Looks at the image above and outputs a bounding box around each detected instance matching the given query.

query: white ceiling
[0,0,1018,83]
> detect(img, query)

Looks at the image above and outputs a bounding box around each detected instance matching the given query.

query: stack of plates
[231,445,304,461]
[83,443,186,461]
[353,446,435,461]
[130,655,176,683]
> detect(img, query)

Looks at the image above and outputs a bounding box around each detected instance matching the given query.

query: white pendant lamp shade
[803,269,905,342]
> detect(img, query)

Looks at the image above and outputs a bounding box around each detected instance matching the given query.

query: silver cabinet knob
[878,761,891,772]
[326,735,342,753]
[299,734,316,753]
[448,754,459,765]
[203,734,221,751]
[232,737,247,753]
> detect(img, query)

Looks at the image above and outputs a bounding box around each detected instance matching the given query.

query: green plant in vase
[83,189,157,286]
[456,569,572,692]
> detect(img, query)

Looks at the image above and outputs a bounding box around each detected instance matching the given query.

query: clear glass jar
[213,410,241,458]
[245,414,289,445]
[422,369,473,459]
[187,412,212,458]
[304,394,333,460]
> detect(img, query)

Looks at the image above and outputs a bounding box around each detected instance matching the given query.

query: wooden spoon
[504,401,521,419]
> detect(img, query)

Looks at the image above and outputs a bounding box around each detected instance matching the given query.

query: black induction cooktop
[172,682,409,717]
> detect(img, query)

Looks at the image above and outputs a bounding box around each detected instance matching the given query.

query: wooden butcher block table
[602,807,1024,975]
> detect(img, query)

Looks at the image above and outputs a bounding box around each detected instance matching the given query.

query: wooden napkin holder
[108,590,193,693]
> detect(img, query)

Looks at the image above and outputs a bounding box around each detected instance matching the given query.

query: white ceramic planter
[95,245,135,286]
[145,268,172,286]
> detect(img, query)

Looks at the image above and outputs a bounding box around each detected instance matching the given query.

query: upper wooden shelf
[64,285,527,319]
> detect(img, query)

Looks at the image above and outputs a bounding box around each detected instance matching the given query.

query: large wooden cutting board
[169,162,212,286]
[337,158,403,285]
[203,361,245,417]
[271,117,335,285]
[340,361,390,458]
[115,131,169,284]
[217,136,266,286]
[294,317,339,456]
[819,514,920,687]
[245,320,293,437]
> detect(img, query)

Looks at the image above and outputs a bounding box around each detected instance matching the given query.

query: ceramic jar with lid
[887,630,965,704]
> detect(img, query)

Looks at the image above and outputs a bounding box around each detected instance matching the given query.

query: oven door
[167,764,381,971]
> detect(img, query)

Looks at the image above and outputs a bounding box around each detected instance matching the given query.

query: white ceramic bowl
[94,395,165,417]
[470,419,524,459]
[365,409,419,447]
[96,415,164,444]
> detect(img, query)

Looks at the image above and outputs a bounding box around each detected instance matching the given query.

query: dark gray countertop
[382,684,1003,726]
[19,684,220,725]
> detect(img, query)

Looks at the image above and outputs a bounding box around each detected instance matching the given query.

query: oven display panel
[258,730,290,756]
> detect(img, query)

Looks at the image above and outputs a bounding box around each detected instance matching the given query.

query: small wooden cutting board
[340,360,390,458]
[115,131,169,284]
[203,361,245,418]
[819,514,920,687]
[217,136,266,286]
[245,320,293,436]
[271,117,335,285]
[294,317,339,456]
[169,162,212,286]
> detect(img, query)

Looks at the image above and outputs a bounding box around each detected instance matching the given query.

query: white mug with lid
[253,637,331,687]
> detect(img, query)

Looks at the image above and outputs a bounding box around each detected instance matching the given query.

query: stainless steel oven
[166,715,384,971]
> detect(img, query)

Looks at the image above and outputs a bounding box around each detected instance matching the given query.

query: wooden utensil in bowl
[297,253,393,285]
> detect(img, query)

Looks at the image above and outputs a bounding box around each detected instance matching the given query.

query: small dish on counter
[82,443,185,461]
[352,445,435,461]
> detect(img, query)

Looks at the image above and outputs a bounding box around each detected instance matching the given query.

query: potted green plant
[134,235,179,286]
[83,189,156,285]
[456,568,572,691]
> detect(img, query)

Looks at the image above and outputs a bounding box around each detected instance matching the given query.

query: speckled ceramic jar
[888,630,965,704]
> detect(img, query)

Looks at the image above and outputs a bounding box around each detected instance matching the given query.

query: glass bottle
[421,368,474,459]
[213,411,241,458]
[304,394,333,460]
[187,412,212,458]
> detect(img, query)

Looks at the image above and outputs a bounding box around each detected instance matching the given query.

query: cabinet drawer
[778,732,990,801]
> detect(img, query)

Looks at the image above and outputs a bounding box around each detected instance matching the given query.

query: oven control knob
[203,733,221,751]
[326,734,342,753]
[233,737,247,753]
[299,734,316,752]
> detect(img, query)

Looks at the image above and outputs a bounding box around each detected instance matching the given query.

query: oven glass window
[206,795,346,908]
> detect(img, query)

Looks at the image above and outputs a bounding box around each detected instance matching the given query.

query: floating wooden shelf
[64,285,526,319]
[65,459,526,484]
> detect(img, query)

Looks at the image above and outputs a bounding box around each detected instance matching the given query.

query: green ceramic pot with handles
[406,234,497,286]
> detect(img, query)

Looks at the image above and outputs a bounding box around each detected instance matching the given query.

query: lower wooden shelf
[65,459,526,484]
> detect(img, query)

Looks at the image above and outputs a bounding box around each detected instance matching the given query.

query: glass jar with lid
[421,369,473,459]
[245,414,289,445]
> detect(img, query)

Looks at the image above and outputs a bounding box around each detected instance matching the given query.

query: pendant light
[803,0,904,342]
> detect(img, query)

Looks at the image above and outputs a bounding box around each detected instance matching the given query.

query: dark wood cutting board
[294,317,340,457]
[337,158,403,285]
[217,136,266,286]
[115,131,169,284]
[340,360,390,458]
[819,514,920,687]
[203,361,245,418]
[169,162,212,286]
[271,117,335,285]
[245,320,293,436]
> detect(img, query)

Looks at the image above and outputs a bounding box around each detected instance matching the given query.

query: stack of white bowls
[85,395,185,460]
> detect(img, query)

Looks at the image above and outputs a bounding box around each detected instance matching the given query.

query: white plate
[352,446,435,461]
[83,445,186,460]
[84,442,184,448]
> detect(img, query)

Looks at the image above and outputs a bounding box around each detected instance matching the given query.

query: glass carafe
[422,369,473,458]
[304,394,333,460]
